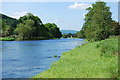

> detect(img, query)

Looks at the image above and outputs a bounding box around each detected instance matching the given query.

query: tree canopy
[1,13,62,40]
[44,23,62,38]
[15,13,49,38]
[0,13,18,28]
[77,1,120,41]
[0,14,18,37]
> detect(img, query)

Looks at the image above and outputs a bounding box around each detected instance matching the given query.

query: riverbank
[0,37,59,41]
[0,37,15,41]
[33,36,119,78]
[3,38,82,78]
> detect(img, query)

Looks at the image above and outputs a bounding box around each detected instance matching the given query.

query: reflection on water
[2,38,85,78]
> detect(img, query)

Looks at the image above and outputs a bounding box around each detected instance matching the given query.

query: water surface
[2,38,85,78]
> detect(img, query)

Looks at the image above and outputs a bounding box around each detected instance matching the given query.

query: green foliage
[0,37,15,41]
[15,13,48,38]
[0,13,18,37]
[13,13,47,40]
[76,30,85,38]
[1,13,62,40]
[14,19,35,38]
[54,55,58,57]
[110,21,120,36]
[33,37,118,78]
[96,36,118,57]
[62,33,77,38]
[82,1,114,41]
[0,13,18,28]
[2,25,14,37]
[44,23,62,38]
[62,34,67,38]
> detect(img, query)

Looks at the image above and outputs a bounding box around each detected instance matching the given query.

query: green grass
[0,37,59,41]
[33,36,119,78]
[0,37,15,41]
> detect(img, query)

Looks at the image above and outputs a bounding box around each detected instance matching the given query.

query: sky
[1,2,118,31]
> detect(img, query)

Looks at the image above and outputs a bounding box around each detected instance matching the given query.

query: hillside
[0,13,18,27]
[61,30,78,34]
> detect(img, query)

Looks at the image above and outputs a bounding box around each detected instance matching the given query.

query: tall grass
[96,37,118,57]
[33,37,119,78]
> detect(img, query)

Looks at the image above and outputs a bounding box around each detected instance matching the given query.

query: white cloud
[68,2,91,10]
[11,11,27,19]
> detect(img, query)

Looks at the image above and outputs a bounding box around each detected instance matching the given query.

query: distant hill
[61,30,78,34]
[0,13,18,27]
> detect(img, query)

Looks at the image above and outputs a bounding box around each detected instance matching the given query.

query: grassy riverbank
[0,37,59,41]
[0,37,15,41]
[33,36,119,78]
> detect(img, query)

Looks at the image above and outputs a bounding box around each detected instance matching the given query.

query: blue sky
[1,2,118,31]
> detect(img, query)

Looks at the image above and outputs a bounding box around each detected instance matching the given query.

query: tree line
[1,1,120,41]
[76,1,120,42]
[62,33,77,38]
[0,13,62,40]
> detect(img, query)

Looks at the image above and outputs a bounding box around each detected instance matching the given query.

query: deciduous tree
[83,1,113,41]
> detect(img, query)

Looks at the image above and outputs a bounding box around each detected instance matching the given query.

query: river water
[2,38,85,78]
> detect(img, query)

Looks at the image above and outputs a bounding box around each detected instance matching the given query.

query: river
[2,38,85,78]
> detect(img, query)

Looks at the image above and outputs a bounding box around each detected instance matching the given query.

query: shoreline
[0,37,82,41]
[33,36,118,78]
[0,37,60,41]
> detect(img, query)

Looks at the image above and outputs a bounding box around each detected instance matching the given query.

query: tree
[62,33,77,38]
[110,21,120,36]
[0,13,18,28]
[1,21,14,37]
[76,30,85,38]
[44,23,62,38]
[62,34,67,38]
[0,14,18,37]
[4,25,13,36]
[1,13,63,39]
[0,19,2,37]
[14,19,34,38]
[83,1,113,41]
[15,13,49,38]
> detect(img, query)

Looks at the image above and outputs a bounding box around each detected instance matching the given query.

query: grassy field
[33,37,119,78]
